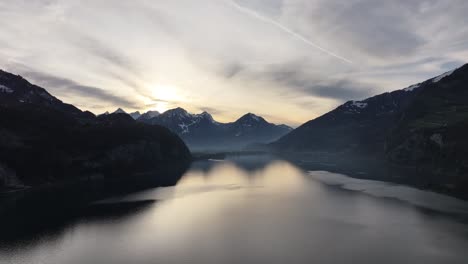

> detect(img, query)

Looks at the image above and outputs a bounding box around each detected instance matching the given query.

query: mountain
[0,69,191,193]
[273,66,467,153]
[228,113,292,142]
[138,108,292,150]
[129,111,141,120]
[101,108,142,120]
[113,108,127,114]
[273,86,417,153]
[0,69,85,117]
[385,66,468,174]
[272,64,468,196]
[141,107,219,135]
[113,108,142,120]
[138,110,160,121]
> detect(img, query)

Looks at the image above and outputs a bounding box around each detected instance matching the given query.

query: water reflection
[1,155,468,264]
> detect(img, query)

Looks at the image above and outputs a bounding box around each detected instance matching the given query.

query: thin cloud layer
[22,71,139,109]
[0,0,467,126]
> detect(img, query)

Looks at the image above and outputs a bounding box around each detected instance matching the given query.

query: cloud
[215,60,374,101]
[70,32,142,78]
[271,69,374,101]
[327,0,425,58]
[199,106,225,115]
[21,71,139,108]
[221,63,245,79]
[60,30,151,97]
[226,0,352,63]
[0,0,467,125]
[308,80,374,101]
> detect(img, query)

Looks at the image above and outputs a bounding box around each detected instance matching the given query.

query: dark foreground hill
[0,69,191,232]
[272,64,468,198]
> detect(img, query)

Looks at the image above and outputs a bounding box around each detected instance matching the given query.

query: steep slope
[385,65,468,182]
[0,70,191,189]
[272,64,468,196]
[0,70,85,117]
[273,65,466,154]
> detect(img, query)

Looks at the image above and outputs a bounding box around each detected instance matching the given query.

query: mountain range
[1,63,467,198]
[272,63,468,197]
[104,107,292,151]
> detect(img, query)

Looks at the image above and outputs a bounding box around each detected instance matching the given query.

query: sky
[0,0,467,126]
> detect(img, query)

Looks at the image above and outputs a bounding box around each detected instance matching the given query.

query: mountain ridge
[271,64,468,197]
[103,107,292,151]
[273,66,464,152]
[136,107,292,150]
[0,69,191,191]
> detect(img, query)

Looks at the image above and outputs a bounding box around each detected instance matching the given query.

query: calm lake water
[2,155,468,264]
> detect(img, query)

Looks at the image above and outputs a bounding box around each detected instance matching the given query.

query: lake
[1,155,468,264]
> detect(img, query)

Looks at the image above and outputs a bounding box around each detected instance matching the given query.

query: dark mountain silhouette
[0,69,191,194]
[99,108,142,120]
[272,64,468,197]
[137,108,292,151]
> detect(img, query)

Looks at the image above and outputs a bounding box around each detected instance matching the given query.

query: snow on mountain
[433,69,456,83]
[138,108,292,150]
[96,108,291,150]
[0,69,83,115]
[156,108,220,134]
[351,101,368,109]
[273,64,468,155]
[402,67,460,92]
[403,83,421,92]
[0,84,13,93]
[340,100,370,114]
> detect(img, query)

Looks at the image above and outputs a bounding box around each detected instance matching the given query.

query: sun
[148,84,182,113]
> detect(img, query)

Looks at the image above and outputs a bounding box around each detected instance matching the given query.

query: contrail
[224,0,353,64]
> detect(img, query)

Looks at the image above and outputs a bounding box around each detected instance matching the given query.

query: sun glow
[148,84,183,113]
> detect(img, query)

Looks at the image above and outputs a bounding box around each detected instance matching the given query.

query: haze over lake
[2,155,468,264]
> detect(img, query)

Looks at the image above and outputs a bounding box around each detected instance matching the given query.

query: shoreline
[308,170,468,217]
